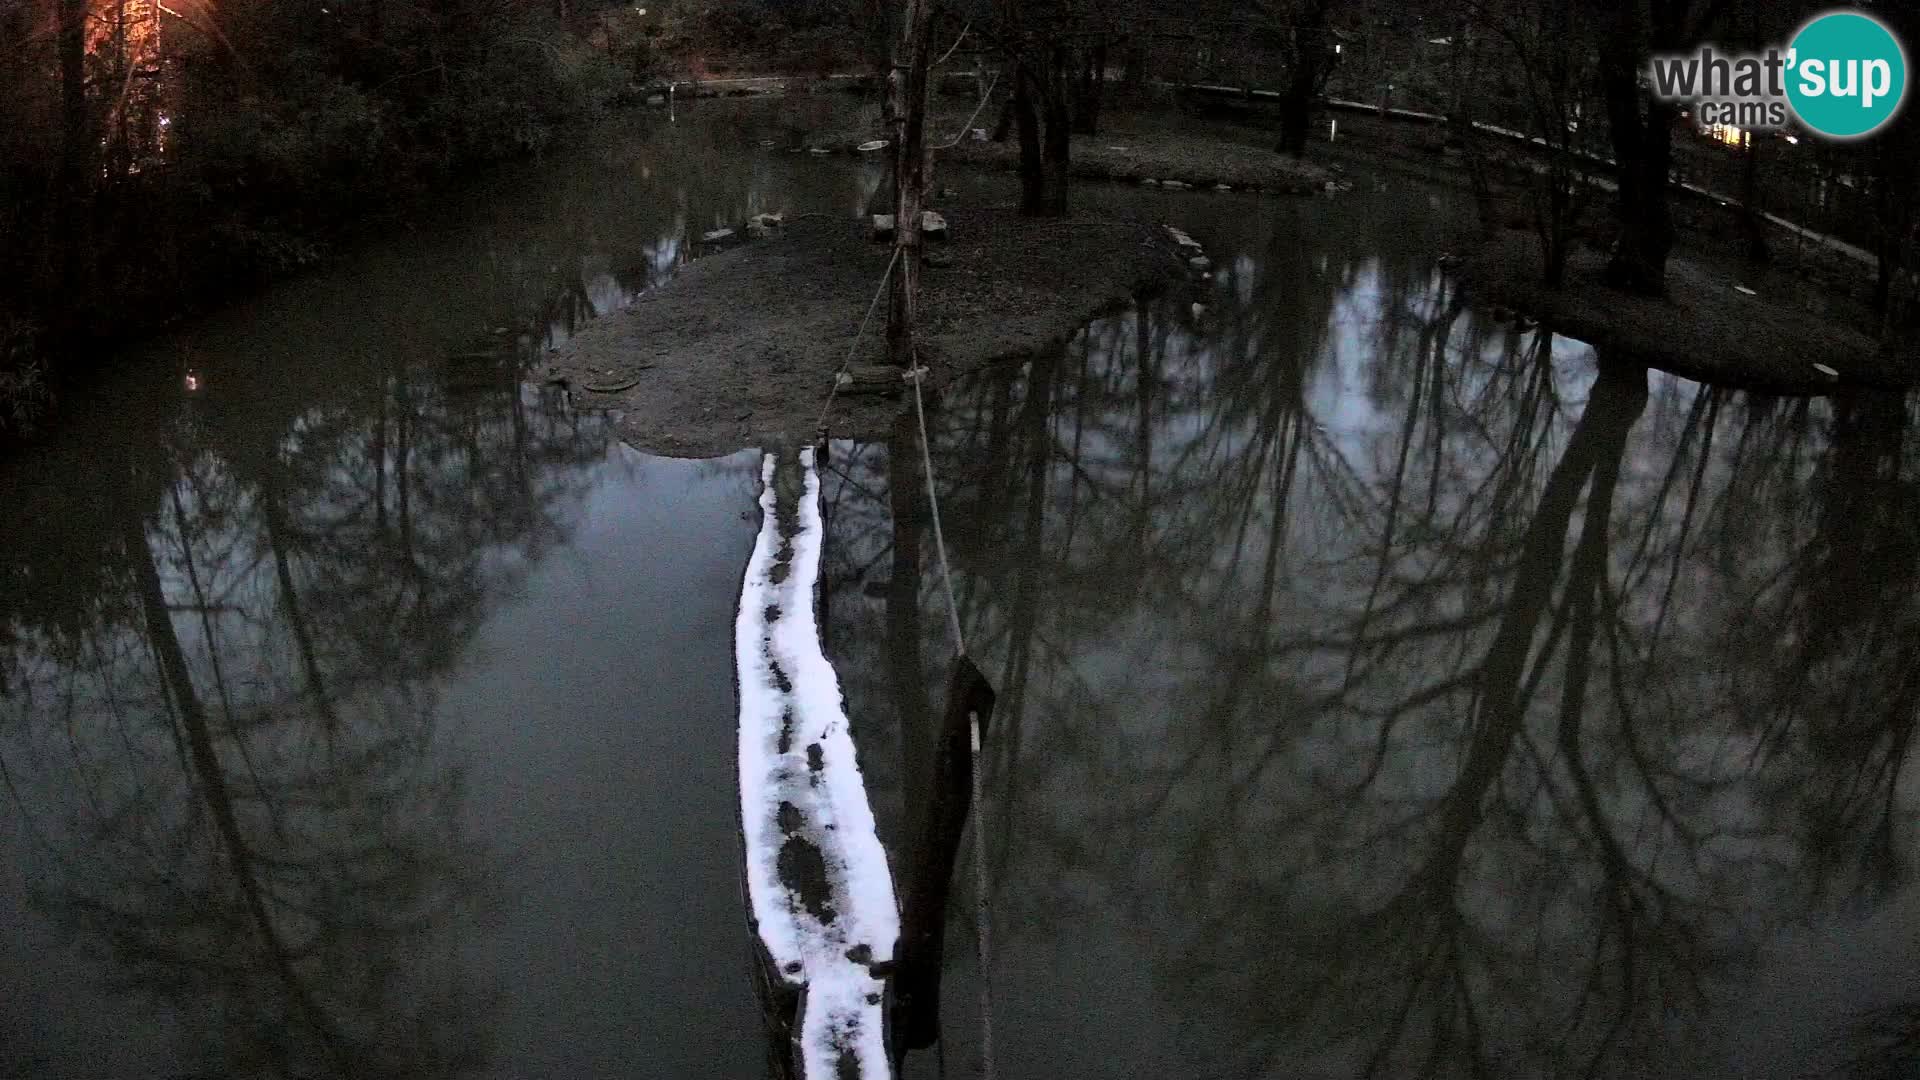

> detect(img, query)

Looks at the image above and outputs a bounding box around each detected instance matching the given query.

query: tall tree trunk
[1870,132,1917,332]
[1041,45,1072,215]
[1277,80,1315,156]
[991,93,1016,141]
[886,0,935,367]
[1597,3,1677,296]
[1121,36,1145,100]
[1277,0,1331,156]
[1449,18,1496,234]
[1737,2,1769,265]
[1013,61,1045,214]
[1073,39,1105,135]
[1739,133,1769,264]
[57,0,91,302]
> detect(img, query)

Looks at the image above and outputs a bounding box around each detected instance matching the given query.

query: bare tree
[1587,0,1728,296]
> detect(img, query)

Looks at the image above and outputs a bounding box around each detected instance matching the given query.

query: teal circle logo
[1786,11,1907,138]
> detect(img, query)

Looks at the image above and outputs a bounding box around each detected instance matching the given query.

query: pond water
[3,107,1918,1079]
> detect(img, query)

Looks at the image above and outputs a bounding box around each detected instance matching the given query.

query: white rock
[703,227,736,242]
[1214,183,1233,192]
[1162,180,1191,190]
[1191,302,1205,317]
[1189,255,1211,271]
[1734,284,1757,296]
[872,212,946,240]
[809,147,831,155]
[1142,178,1161,186]
[1813,362,1839,379]
[857,139,889,152]
[969,127,989,141]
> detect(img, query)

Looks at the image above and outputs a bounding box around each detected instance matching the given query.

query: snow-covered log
[736,445,899,1079]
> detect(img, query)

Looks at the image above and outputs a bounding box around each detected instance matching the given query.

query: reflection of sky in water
[900,183,1920,1080]
[7,115,1918,1080]
[0,120,902,1078]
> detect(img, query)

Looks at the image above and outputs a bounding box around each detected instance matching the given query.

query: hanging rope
[933,72,1000,152]
[905,356,966,658]
[904,353,991,1079]
[810,168,989,1080]
[814,247,903,440]
[932,19,972,68]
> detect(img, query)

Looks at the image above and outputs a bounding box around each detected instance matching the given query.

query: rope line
[933,72,1000,152]
[906,357,966,658]
[813,247,902,440]
[905,351,990,1076]
[933,20,972,68]
[807,149,987,1080]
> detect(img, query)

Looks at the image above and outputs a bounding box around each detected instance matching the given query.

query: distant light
[1334,43,1342,54]
[184,373,200,392]
[1785,134,1800,144]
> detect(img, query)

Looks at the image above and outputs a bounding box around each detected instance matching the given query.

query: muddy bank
[1457,231,1906,394]
[543,209,1184,456]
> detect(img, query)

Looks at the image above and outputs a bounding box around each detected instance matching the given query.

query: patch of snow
[737,446,898,1078]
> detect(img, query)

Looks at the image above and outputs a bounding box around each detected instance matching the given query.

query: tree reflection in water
[827,206,1920,1077]
[1,354,611,1076]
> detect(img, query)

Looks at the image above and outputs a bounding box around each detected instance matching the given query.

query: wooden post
[887,0,935,367]
[891,656,996,1054]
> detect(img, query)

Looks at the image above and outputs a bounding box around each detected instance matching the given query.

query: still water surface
[3,109,1917,1079]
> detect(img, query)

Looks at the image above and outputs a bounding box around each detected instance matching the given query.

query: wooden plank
[892,655,997,1054]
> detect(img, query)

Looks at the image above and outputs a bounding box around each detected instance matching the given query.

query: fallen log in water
[736,443,899,1079]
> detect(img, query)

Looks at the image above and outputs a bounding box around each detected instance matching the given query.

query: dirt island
[541,206,1190,457]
